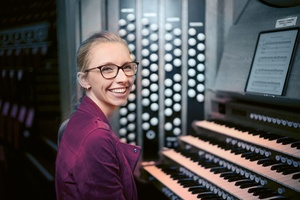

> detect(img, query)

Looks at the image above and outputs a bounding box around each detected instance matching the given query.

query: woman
[55,31,141,200]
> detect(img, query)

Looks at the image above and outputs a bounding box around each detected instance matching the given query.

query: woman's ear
[77,72,91,89]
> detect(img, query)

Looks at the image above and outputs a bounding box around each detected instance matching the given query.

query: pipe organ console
[2,0,300,199]
[102,0,300,199]
[135,1,300,200]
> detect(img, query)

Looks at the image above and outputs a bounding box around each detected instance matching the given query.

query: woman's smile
[109,87,128,94]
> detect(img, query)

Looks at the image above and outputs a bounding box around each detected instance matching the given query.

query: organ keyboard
[139,101,300,199]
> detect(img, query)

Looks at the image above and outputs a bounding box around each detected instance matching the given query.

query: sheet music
[246,29,298,95]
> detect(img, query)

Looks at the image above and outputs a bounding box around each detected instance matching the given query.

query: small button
[188,28,196,36]
[133,148,138,153]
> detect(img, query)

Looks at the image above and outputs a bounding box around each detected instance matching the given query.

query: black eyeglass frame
[84,61,139,79]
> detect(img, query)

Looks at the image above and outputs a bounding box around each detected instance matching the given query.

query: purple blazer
[55,96,141,200]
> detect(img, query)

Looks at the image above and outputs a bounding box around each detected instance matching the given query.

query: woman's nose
[115,68,128,81]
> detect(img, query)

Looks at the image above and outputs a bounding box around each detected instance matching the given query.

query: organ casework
[139,3,300,200]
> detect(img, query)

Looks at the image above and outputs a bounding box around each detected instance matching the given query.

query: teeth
[111,88,126,93]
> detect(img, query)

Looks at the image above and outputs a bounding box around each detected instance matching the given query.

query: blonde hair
[76,31,131,72]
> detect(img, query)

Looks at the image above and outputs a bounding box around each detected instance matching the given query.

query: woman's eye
[124,65,132,70]
[101,66,114,72]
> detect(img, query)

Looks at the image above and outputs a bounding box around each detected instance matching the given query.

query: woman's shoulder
[80,123,119,153]
[75,116,117,143]
[70,109,110,130]
[64,112,113,143]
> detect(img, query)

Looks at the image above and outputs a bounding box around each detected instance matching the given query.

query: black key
[276,165,295,173]
[222,173,239,180]
[197,192,217,198]
[190,188,209,194]
[220,172,235,178]
[248,186,266,193]
[239,182,260,189]
[210,166,226,171]
[182,182,199,188]
[249,155,265,161]
[170,174,186,179]
[258,192,279,199]
[291,141,300,149]
[282,167,300,175]
[231,148,247,155]
[262,160,280,167]
[188,185,206,191]
[227,176,248,182]
[279,138,298,145]
[276,137,290,144]
[253,188,273,196]
[270,163,286,170]
[241,152,254,158]
[257,158,273,165]
[292,173,300,179]
[177,179,194,184]
[262,132,283,141]
[235,180,253,186]
[249,129,264,136]
[210,167,229,174]
[201,163,219,169]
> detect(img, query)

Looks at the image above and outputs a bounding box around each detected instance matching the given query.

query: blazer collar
[78,96,110,125]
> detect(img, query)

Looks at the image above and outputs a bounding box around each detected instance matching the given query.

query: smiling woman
[77,40,137,116]
[55,31,141,200]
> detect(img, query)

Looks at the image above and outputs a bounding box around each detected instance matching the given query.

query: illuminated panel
[186,0,205,134]
[164,0,183,148]
[141,0,160,160]
[118,0,138,145]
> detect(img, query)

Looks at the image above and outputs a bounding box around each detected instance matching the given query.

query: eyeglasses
[84,62,139,79]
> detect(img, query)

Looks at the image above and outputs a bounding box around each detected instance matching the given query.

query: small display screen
[245,28,299,96]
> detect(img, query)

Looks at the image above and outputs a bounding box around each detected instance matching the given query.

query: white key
[143,165,199,200]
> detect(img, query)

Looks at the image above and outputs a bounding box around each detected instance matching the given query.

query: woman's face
[85,42,134,116]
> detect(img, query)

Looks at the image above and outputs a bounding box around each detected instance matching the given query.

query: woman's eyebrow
[97,61,132,67]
